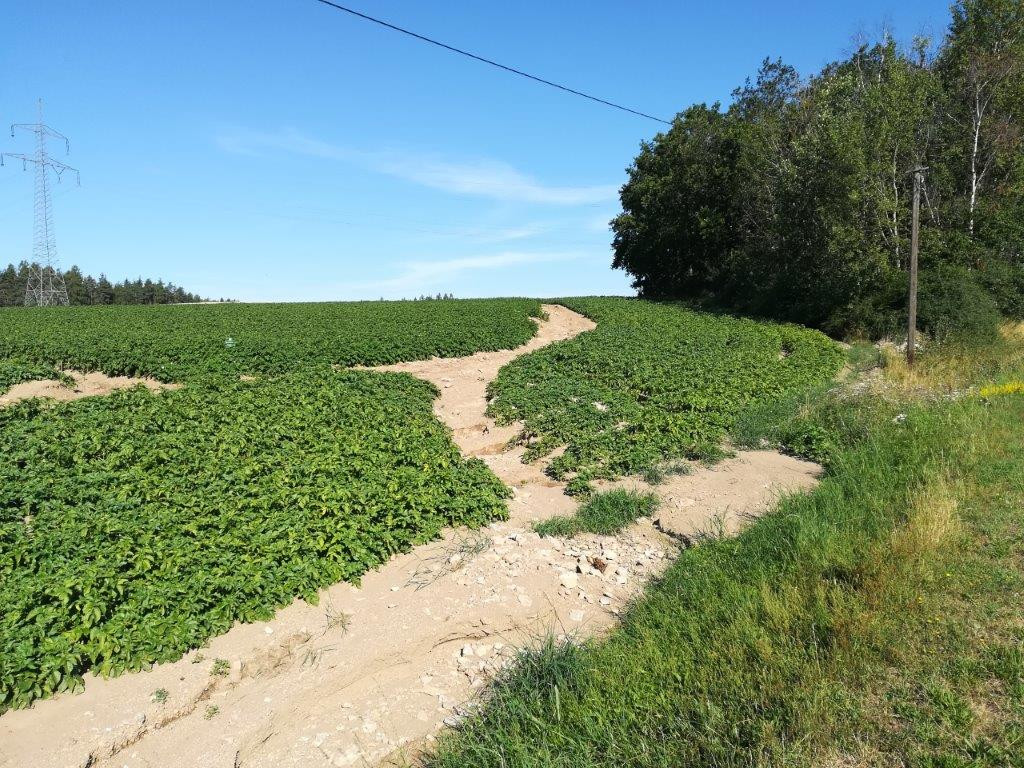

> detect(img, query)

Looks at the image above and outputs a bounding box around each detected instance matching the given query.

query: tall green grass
[533,490,658,538]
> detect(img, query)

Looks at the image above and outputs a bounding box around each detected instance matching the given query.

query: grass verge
[426,342,1024,766]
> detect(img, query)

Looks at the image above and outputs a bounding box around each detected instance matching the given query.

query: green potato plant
[487,298,843,492]
[0,370,510,711]
[0,299,544,381]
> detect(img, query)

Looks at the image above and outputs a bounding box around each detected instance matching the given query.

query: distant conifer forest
[0,262,211,306]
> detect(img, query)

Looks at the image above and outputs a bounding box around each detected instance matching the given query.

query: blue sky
[1,0,950,302]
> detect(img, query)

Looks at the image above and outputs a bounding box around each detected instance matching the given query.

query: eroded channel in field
[0,304,820,768]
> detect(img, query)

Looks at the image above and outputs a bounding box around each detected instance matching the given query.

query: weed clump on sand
[640,459,693,485]
[534,490,658,538]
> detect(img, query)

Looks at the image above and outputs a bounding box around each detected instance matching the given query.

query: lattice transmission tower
[1,99,80,306]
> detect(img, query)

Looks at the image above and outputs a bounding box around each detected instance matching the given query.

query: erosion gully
[0,304,819,768]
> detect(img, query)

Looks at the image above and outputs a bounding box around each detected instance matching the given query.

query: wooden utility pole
[907,167,926,368]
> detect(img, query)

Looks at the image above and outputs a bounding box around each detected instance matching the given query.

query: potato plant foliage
[0,296,838,711]
[0,299,543,380]
[0,359,64,395]
[0,371,509,710]
[487,298,843,492]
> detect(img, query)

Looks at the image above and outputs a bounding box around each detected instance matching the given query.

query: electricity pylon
[1,99,80,306]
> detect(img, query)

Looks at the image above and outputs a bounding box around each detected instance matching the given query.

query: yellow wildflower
[979,381,1024,398]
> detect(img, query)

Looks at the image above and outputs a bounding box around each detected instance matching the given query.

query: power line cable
[312,0,672,125]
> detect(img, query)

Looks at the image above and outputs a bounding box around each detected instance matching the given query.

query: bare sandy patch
[0,370,178,407]
[598,450,822,539]
[0,305,822,768]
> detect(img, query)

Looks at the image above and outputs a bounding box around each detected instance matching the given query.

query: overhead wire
[312,0,672,125]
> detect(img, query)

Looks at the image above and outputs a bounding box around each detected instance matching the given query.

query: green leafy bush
[977,259,1024,320]
[0,296,840,713]
[918,264,1001,343]
[488,298,843,492]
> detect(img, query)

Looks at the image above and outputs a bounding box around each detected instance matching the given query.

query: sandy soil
[598,451,820,539]
[0,370,177,407]
[0,305,821,768]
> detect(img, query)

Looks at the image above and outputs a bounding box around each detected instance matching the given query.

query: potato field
[0,297,841,712]
[1,298,541,710]
[488,298,843,492]
[0,299,544,381]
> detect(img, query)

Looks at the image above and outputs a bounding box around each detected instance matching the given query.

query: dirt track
[0,305,820,768]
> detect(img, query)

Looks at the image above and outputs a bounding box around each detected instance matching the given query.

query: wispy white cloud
[350,250,587,297]
[216,130,355,161]
[475,224,546,242]
[586,212,615,234]
[412,222,550,245]
[216,129,617,206]
[372,156,615,205]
